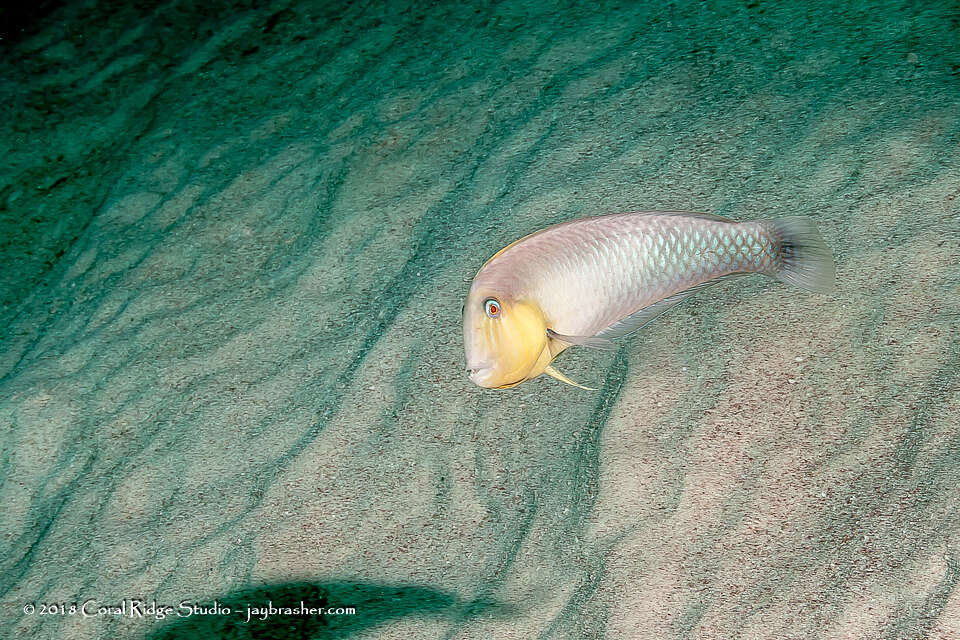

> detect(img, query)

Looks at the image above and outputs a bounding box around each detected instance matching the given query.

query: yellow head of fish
[462,288,553,389]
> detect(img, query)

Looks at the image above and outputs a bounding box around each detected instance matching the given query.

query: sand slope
[1,1,958,638]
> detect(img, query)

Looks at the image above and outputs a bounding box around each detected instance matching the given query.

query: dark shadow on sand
[145,580,500,640]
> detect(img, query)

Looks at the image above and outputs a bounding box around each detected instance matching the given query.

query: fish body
[462,211,835,389]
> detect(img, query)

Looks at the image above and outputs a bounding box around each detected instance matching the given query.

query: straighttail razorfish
[462,211,835,390]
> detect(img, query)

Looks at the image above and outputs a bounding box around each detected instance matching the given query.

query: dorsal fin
[648,210,735,222]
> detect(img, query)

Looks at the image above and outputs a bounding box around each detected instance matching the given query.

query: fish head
[462,288,550,389]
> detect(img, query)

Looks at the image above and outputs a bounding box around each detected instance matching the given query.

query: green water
[1,1,958,638]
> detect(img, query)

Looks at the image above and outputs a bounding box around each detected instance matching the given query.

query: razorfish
[462,211,835,389]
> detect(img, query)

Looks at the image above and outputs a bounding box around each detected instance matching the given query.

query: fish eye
[484,298,501,318]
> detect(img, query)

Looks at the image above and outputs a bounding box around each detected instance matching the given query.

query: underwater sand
[1,1,958,638]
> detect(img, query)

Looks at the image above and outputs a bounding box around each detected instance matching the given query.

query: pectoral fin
[546,329,618,351]
[545,365,595,391]
[595,273,747,340]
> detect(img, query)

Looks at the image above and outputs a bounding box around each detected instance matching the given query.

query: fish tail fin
[767,217,836,294]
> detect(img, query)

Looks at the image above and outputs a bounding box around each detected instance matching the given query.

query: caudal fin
[768,217,836,294]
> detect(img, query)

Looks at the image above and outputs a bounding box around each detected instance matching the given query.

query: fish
[462,211,835,389]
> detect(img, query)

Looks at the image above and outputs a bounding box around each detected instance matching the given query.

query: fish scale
[501,215,725,334]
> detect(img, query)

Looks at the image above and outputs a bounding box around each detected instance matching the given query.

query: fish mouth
[467,366,523,389]
[467,366,492,385]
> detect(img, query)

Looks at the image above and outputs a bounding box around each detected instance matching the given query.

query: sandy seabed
[1,1,958,638]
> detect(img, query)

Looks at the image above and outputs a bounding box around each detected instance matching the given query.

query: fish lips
[466,364,493,386]
[467,364,527,389]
